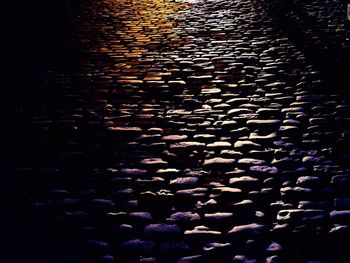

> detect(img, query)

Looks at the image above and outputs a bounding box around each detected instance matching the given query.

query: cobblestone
[2,0,350,262]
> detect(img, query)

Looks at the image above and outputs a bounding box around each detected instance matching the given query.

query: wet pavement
[2,0,350,262]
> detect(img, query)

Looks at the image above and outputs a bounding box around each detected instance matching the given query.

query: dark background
[2,1,71,262]
[2,0,70,108]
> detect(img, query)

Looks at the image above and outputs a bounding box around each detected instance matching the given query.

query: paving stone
[167,212,201,225]
[296,176,320,187]
[176,255,202,263]
[280,186,314,200]
[107,127,142,136]
[143,223,182,239]
[234,140,262,151]
[203,157,236,169]
[229,176,260,189]
[9,0,350,261]
[277,209,327,224]
[184,226,222,239]
[203,212,234,224]
[170,141,206,152]
[140,158,168,169]
[266,241,283,254]
[176,188,208,199]
[249,132,277,144]
[206,141,232,150]
[170,177,200,188]
[211,187,242,200]
[162,135,189,142]
[120,168,148,177]
[330,210,350,224]
[227,223,267,238]
[202,242,232,259]
[238,158,266,166]
[250,166,279,176]
[329,224,350,237]
[220,150,243,159]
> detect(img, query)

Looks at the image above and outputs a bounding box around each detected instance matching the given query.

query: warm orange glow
[99,0,193,84]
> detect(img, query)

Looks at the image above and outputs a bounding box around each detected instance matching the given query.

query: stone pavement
[2,0,350,262]
[261,0,350,88]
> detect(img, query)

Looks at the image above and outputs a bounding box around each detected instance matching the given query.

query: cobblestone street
[2,0,350,262]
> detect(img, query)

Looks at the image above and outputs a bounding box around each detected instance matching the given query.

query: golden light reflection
[103,0,193,83]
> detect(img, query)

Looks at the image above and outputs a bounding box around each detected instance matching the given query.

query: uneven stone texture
[2,0,350,262]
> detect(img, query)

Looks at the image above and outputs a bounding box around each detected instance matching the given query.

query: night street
[2,0,350,262]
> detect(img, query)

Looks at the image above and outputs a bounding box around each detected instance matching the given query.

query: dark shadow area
[258,0,350,98]
[1,1,71,262]
[2,0,70,109]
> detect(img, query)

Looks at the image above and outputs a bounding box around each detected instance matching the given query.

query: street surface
[2,0,350,262]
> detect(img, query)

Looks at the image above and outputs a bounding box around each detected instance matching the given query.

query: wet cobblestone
[2,0,350,262]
